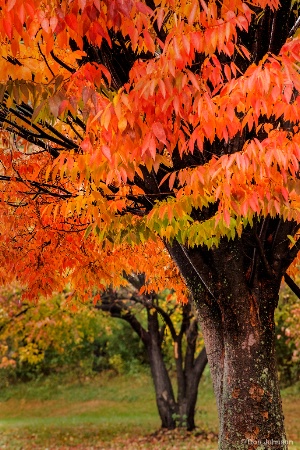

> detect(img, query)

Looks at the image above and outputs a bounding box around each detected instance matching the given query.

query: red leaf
[50,17,58,32]
[93,0,101,11]
[281,187,289,202]
[136,2,153,15]
[149,138,156,159]
[152,122,167,145]
[157,7,164,30]
[188,1,197,25]
[79,0,87,10]
[159,172,171,187]
[143,29,155,53]
[187,71,200,90]
[3,14,13,39]
[65,13,78,31]
[117,0,132,16]
[81,138,93,152]
[99,64,112,85]
[169,172,176,190]
[41,18,50,33]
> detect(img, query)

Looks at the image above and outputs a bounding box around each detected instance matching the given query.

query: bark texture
[167,227,297,449]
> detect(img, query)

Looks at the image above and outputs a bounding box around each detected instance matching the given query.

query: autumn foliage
[0,0,298,299]
[0,0,300,447]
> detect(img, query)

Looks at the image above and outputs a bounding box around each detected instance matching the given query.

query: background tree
[0,286,142,381]
[0,280,207,431]
[98,275,207,431]
[0,0,300,448]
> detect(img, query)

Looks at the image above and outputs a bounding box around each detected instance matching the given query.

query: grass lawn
[0,370,298,449]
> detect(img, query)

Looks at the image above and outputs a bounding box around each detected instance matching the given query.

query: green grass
[0,370,298,449]
[0,374,156,441]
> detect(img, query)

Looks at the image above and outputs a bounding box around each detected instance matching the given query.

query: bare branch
[288,16,300,38]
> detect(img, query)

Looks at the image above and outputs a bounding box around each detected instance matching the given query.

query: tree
[0,0,300,448]
[0,279,207,431]
[0,286,113,381]
[99,275,207,430]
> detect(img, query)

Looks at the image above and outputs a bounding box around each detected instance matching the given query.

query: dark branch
[0,175,74,199]
[38,42,55,77]
[284,273,300,300]
[50,50,76,73]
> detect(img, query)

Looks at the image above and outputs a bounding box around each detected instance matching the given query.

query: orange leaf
[169,172,176,190]
[101,145,112,161]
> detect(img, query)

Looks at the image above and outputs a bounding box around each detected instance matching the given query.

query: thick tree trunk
[199,294,286,449]
[167,238,289,449]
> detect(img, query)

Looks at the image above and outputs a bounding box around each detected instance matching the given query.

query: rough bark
[167,228,296,449]
[198,288,285,450]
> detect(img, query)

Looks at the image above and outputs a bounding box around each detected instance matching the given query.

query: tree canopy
[0,0,299,277]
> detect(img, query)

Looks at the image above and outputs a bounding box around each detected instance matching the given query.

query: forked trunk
[146,308,207,430]
[176,345,208,430]
[147,309,178,429]
[100,286,207,430]
[148,336,207,430]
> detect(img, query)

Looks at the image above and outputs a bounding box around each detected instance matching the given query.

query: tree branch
[193,346,208,374]
[284,273,300,300]
[38,42,55,77]
[0,175,74,199]
[288,16,300,38]
[151,303,178,342]
[50,51,76,73]
[97,297,149,344]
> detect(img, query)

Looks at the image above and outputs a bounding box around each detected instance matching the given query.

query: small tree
[98,275,207,431]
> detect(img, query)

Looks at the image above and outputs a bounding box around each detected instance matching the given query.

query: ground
[0,371,299,449]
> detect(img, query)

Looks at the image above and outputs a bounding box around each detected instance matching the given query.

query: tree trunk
[146,308,178,429]
[175,346,208,430]
[199,293,286,449]
[167,239,288,449]
[185,347,207,430]
[147,324,207,431]
[99,286,207,430]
